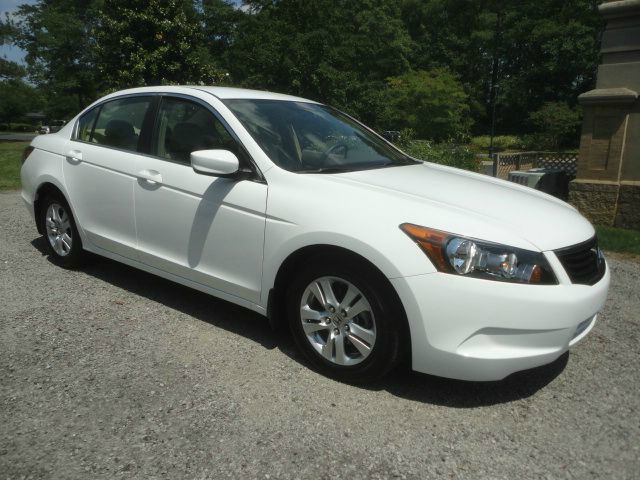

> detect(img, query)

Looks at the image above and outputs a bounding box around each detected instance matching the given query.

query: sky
[0,0,244,66]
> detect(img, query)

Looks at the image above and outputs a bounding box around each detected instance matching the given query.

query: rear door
[64,95,155,259]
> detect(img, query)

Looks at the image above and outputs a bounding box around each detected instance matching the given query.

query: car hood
[319,162,594,251]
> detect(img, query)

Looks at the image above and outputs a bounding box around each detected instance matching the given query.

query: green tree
[0,17,26,80]
[96,0,226,89]
[0,80,45,124]
[6,0,604,140]
[381,70,471,141]
[528,101,581,150]
[228,0,413,125]
[400,0,602,135]
[0,58,26,80]
[13,0,103,114]
[0,15,42,126]
[202,0,244,62]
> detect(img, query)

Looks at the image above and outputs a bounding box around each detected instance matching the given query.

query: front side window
[223,99,416,173]
[152,97,237,164]
[89,96,152,152]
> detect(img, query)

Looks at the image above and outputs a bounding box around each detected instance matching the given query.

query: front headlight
[400,223,557,285]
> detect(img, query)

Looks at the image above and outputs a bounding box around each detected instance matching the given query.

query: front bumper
[391,260,610,381]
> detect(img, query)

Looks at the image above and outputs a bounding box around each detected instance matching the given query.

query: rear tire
[39,194,86,268]
[286,256,402,383]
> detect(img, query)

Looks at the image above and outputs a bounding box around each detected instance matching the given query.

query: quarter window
[77,106,99,142]
[90,96,152,152]
[152,97,237,164]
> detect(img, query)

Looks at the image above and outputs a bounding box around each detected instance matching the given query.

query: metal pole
[490,84,498,176]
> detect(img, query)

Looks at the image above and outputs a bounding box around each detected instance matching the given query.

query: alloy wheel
[299,276,377,366]
[45,203,73,257]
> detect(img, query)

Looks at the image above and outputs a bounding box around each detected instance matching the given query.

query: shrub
[470,135,524,152]
[0,122,35,132]
[520,134,540,151]
[529,102,581,150]
[402,140,480,172]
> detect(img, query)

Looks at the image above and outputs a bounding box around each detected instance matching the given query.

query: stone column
[570,0,640,229]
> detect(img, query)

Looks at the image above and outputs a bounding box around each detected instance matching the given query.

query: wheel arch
[267,244,412,362]
[33,181,72,235]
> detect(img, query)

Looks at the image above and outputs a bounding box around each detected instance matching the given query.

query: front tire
[286,257,402,383]
[39,194,86,268]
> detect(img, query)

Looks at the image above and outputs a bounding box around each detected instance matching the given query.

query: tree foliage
[0,80,44,123]
[96,0,227,89]
[0,58,26,80]
[380,70,470,141]
[13,0,103,111]
[529,101,582,150]
[0,18,26,80]
[228,0,413,125]
[400,0,602,136]
[0,16,39,122]
[2,0,603,144]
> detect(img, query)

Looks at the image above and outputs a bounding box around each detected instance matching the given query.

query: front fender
[260,228,436,307]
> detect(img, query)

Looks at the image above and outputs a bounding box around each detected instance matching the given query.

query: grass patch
[596,225,640,256]
[0,141,28,191]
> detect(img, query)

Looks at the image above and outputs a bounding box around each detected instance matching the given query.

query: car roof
[105,85,318,103]
[194,86,316,103]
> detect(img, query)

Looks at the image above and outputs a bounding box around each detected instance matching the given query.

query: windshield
[223,99,417,173]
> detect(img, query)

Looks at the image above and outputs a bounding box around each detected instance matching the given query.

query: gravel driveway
[1,191,638,479]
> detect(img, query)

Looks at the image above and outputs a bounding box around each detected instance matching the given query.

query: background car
[38,119,66,134]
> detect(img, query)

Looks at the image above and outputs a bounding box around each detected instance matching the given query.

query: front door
[134,96,267,303]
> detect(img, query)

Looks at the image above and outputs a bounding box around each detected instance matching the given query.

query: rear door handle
[66,149,82,162]
[138,169,163,185]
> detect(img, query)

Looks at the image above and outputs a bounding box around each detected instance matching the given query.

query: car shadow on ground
[367,352,568,407]
[31,237,277,350]
[32,237,568,408]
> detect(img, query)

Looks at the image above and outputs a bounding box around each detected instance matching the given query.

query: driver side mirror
[191,149,240,177]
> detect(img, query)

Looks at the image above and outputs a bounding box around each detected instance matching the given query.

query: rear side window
[89,96,152,152]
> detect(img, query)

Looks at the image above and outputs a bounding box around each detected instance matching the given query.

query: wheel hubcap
[299,276,376,366]
[45,203,73,257]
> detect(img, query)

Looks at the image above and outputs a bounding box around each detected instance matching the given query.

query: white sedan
[20,86,609,382]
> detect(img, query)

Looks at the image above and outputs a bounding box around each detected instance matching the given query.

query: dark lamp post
[489,84,499,176]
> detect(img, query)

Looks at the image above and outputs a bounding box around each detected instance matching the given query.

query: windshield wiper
[296,160,418,174]
[395,158,422,165]
[296,166,360,174]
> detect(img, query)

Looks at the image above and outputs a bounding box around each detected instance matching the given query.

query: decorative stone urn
[570,0,640,229]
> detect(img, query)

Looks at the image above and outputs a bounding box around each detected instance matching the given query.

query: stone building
[570,0,640,229]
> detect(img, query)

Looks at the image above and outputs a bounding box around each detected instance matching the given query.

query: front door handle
[138,169,163,185]
[66,149,82,162]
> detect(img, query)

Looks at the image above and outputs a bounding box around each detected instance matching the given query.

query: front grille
[555,237,605,285]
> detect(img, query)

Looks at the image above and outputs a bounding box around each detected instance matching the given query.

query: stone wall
[615,182,640,228]
[569,181,620,226]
